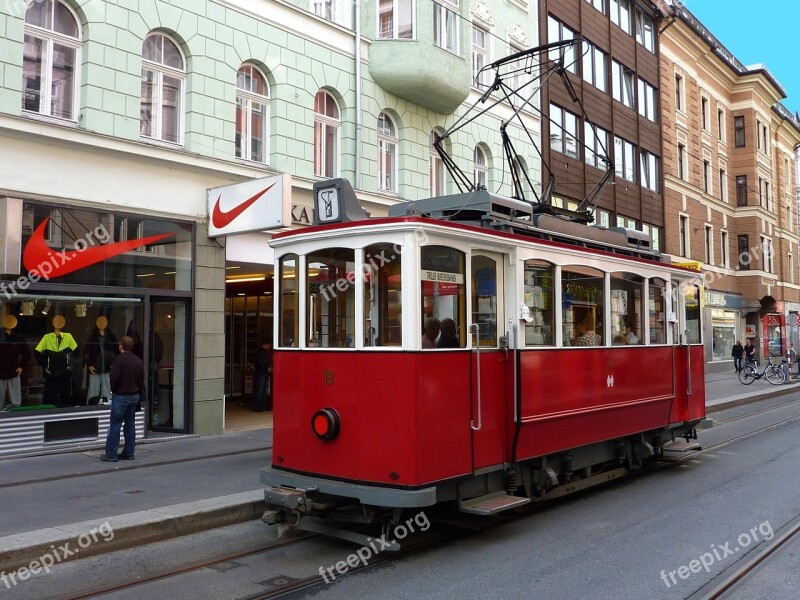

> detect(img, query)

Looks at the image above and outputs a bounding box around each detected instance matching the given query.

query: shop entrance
[149,298,190,433]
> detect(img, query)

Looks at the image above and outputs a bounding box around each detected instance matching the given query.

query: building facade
[660,2,800,372]
[0,0,540,455]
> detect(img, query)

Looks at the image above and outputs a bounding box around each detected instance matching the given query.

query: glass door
[150,299,190,432]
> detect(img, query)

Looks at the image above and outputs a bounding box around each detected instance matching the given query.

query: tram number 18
[324,370,334,385]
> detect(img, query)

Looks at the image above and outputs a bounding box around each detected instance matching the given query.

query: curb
[0,490,265,574]
[706,383,800,413]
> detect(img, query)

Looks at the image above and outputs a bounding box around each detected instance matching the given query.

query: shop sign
[704,291,742,309]
[672,260,702,272]
[744,325,756,337]
[208,174,291,237]
[291,205,312,225]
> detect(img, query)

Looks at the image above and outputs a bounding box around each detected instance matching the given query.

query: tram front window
[420,246,466,349]
[307,248,356,348]
[364,243,402,346]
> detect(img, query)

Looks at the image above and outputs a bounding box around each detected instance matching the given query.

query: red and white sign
[744,325,756,337]
[208,174,291,237]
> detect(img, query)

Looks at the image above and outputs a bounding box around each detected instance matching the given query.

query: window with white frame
[597,209,610,228]
[472,25,489,88]
[236,64,270,164]
[141,33,185,144]
[675,74,684,112]
[761,236,773,273]
[474,145,488,189]
[312,0,333,21]
[637,77,657,121]
[640,150,659,192]
[721,230,729,268]
[614,136,636,182]
[651,226,661,251]
[582,40,607,92]
[314,90,340,178]
[678,143,687,180]
[378,0,413,39]
[377,112,398,192]
[23,0,81,120]
[584,0,605,14]
[705,225,713,264]
[718,108,725,141]
[548,16,577,74]
[719,168,727,201]
[703,160,711,194]
[584,121,609,169]
[507,42,527,109]
[430,131,445,195]
[550,104,580,160]
[610,0,631,34]
[433,0,459,54]
[701,97,709,131]
[679,215,688,257]
[612,60,634,108]
[635,11,655,52]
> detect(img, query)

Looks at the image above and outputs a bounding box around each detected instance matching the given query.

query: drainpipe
[354,0,362,190]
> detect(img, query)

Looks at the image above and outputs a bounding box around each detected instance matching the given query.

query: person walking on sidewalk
[744,339,756,367]
[101,336,145,462]
[731,340,744,373]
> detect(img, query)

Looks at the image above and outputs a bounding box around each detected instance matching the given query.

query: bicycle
[738,355,786,385]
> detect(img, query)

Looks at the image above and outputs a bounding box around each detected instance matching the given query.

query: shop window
[648,278,667,344]
[523,260,554,346]
[278,254,299,347]
[364,243,402,346]
[420,246,466,349]
[610,272,643,345]
[313,90,340,178]
[711,308,736,361]
[562,266,605,347]
[23,0,81,121]
[236,64,270,164]
[306,248,356,348]
[684,284,701,344]
[140,33,185,144]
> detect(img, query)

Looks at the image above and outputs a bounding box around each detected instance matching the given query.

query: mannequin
[35,315,78,408]
[84,316,117,403]
[0,315,31,409]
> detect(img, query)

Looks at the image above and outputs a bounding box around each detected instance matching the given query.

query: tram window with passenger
[610,272,643,345]
[649,278,667,344]
[420,246,466,349]
[684,284,702,344]
[364,243,402,347]
[279,254,299,347]
[307,248,356,348]
[562,266,605,347]
[523,260,555,346]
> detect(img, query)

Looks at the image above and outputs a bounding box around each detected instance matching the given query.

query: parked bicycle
[738,355,786,385]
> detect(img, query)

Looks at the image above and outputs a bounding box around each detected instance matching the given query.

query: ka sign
[208,174,291,237]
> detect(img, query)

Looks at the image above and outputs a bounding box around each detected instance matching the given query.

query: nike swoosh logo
[23,217,175,279]
[211,183,276,229]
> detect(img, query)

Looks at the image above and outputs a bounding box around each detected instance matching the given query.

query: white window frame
[378,0,415,39]
[718,108,726,141]
[551,103,580,160]
[584,0,605,14]
[635,10,655,53]
[314,90,341,178]
[430,130,445,196]
[236,64,270,164]
[610,0,632,34]
[433,0,459,55]
[377,111,398,193]
[675,74,684,113]
[582,40,608,92]
[612,60,634,108]
[614,135,636,182]
[472,24,490,89]
[22,0,82,122]
[721,230,729,269]
[701,97,710,131]
[679,214,689,258]
[637,77,657,121]
[548,16,577,74]
[140,33,186,145]
[703,160,711,194]
[584,121,609,169]
[640,150,659,192]
[474,145,488,189]
[704,224,713,265]
[719,168,727,202]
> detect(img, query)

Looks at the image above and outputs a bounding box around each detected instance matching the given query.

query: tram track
[711,394,800,427]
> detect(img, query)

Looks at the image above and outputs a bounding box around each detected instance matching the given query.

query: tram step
[459,492,531,516]
[663,441,702,453]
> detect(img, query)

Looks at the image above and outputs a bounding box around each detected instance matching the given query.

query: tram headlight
[311,407,341,441]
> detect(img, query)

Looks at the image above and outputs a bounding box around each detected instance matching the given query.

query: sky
[681,0,799,117]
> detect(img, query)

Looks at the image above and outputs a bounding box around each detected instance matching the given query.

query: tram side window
[364,243,402,347]
[669,281,680,343]
[278,254,299,347]
[523,260,554,346]
[421,246,466,349]
[684,284,701,344]
[472,255,499,347]
[610,272,643,345]
[562,266,605,347]
[648,278,667,344]
[307,248,356,348]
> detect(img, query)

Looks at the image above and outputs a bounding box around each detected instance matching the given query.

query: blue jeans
[105,394,139,458]
[253,373,270,411]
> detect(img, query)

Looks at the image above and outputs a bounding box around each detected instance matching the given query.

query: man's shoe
[100,455,118,462]
[117,454,134,460]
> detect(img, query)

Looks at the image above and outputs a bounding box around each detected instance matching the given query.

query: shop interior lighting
[74,301,87,317]
[21,300,35,316]
[42,300,52,316]
[225,275,267,283]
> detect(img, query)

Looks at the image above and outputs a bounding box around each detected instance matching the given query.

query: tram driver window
[278,254,299,347]
[610,272,643,345]
[684,284,701,344]
[648,278,667,344]
[364,243,402,347]
[523,260,554,346]
[562,267,605,347]
[306,248,356,348]
[420,246,466,349]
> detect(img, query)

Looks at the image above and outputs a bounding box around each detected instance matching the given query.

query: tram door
[470,252,508,470]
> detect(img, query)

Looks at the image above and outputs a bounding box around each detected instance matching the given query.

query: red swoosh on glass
[211,182,276,229]
[23,218,176,279]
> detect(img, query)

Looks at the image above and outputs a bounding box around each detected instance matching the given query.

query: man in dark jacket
[731,340,744,373]
[1,316,31,409]
[253,338,273,412]
[101,336,145,462]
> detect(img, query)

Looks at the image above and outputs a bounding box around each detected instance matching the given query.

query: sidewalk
[2,374,800,573]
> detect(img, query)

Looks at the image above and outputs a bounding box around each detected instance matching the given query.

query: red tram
[261,179,708,543]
